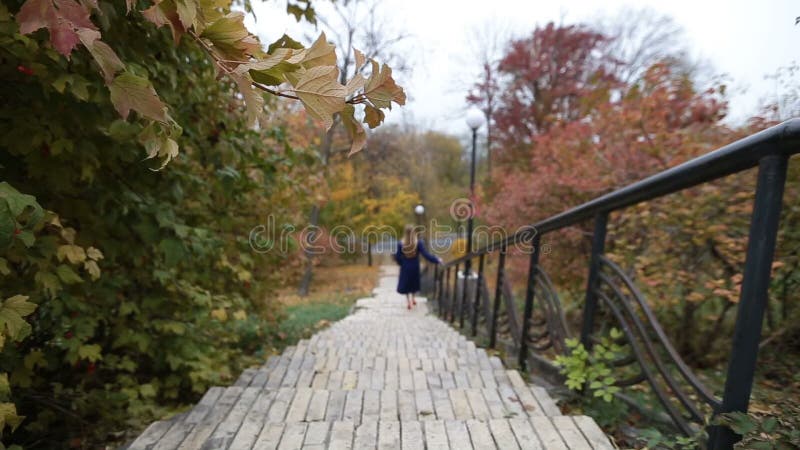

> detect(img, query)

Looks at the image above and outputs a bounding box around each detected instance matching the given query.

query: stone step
[130,416,612,450]
[232,365,554,395]
[152,383,562,434]
[128,266,612,449]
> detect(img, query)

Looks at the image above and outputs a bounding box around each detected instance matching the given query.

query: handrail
[429,118,800,450]
[441,118,800,268]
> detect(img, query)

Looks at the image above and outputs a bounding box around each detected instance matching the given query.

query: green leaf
[159,238,186,267]
[0,402,24,433]
[266,33,304,53]
[721,412,758,435]
[0,182,44,235]
[56,264,83,284]
[4,296,37,317]
[77,344,102,362]
[762,416,777,433]
[18,231,35,247]
[109,72,170,123]
[35,271,62,297]
[24,350,46,370]
[139,383,156,398]
[199,12,259,61]
[0,373,9,398]
[0,296,37,341]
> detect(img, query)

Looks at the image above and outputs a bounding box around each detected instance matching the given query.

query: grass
[265,263,380,353]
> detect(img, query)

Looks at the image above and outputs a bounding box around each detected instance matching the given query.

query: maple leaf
[234,48,300,86]
[232,74,264,128]
[341,104,366,155]
[298,33,336,69]
[354,48,366,71]
[363,104,385,129]
[289,65,346,130]
[363,60,406,109]
[77,29,124,82]
[174,0,197,30]
[16,0,97,57]
[142,0,185,43]
[200,12,260,62]
[345,73,366,97]
[109,72,169,123]
[0,295,37,340]
[57,244,86,264]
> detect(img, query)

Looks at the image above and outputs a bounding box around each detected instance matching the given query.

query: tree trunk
[298,204,320,296]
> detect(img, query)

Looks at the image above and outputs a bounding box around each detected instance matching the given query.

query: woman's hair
[401,224,418,257]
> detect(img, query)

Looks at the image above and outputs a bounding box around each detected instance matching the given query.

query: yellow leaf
[341,104,366,155]
[236,269,251,282]
[109,72,170,123]
[61,227,76,244]
[86,246,103,260]
[345,73,366,97]
[84,260,101,280]
[290,66,346,130]
[211,308,227,321]
[233,309,247,320]
[232,74,264,128]
[57,244,86,264]
[354,48,366,70]
[0,402,24,432]
[300,33,336,68]
[235,49,294,72]
[363,60,406,109]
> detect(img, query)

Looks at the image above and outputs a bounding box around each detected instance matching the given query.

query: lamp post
[460,107,485,328]
[414,204,425,226]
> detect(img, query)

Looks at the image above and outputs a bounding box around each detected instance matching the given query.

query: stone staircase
[128,266,614,449]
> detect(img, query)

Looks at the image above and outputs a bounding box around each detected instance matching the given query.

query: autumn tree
[296,0,409,294]
[0,0,406,445]
[490,22,617,163]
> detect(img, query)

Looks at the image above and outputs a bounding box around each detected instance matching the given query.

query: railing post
[472,253,485,336]
[442,267,450,318]
[433,265,441,311]
[450,263,459,323]
[580,212,609,349]
[518,232,541,371]
[460,258,471,329]
[708,154,788,450]
[490,244,507,349]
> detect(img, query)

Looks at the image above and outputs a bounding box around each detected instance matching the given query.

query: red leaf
[16,0,96,57]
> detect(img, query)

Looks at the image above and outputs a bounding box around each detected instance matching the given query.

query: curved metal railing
[426,119,800,450]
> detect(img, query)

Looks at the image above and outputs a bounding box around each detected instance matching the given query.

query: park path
[128,266,613,449]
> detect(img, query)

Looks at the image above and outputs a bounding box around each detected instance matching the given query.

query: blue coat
[395,240,439,294]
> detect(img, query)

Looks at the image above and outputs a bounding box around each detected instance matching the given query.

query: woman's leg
[406,293,412,310]
[411,292,417,306]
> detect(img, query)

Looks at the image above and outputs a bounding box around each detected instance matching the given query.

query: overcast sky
[246,0,798,136]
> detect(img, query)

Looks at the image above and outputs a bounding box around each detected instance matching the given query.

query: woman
[395,224,442,309]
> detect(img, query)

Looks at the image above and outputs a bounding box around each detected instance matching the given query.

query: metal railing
[426,119,800,449]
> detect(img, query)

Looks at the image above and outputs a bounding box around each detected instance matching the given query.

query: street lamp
[414,204,425,226]
[461,107,484,328]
